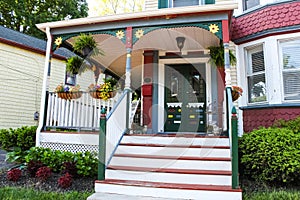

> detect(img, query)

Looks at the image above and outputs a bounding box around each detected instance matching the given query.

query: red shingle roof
[231,1,300,44]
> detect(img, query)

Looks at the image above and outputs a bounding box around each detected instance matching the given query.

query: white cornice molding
[36,2,238,32]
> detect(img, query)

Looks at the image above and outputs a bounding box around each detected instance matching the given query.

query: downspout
[36,27,52,146]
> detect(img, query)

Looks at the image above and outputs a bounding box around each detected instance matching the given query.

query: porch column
[125,27,133,89]
[222,20,231,87]
[36,27,53,146]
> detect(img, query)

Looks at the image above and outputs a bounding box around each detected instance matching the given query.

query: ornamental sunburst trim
[116,30,125,39]
[135,29,144,39]
[54,37,62,47]
[209,24,219,34]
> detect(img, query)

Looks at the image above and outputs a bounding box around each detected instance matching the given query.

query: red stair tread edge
[120,143,230,149]
[95,179,242,192]
[125,134,228,138]
[113,154,231,161]
[107,165,232,176]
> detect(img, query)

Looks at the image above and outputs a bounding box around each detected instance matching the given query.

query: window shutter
[205,0,215,4]
[158,0,168,8]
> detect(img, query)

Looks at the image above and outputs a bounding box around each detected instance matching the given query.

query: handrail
[106,90,130,120]
[226,86,239,189]
[104,89,131,166]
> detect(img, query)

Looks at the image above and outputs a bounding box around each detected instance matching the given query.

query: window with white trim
[280,39,300,101]
[246,45,267,103]
[168,0,203,7]
[243,0,260,11]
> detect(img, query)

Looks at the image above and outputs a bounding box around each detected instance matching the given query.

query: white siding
[145,0,158,11]
[0,43,93,129]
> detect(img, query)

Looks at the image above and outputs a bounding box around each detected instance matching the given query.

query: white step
[121,135,229,146]
[94,181,242,200]
[109,156,231,171]
[106,169,231,186]
[115,145,230,158]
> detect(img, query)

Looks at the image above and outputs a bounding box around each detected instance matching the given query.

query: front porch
[36,2,241,199]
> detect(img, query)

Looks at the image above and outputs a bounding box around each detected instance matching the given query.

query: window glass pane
[283,71,300,100]
[244,0,260,10]
[282,41,300,70]
[248,74,266,103]
[252,51,265,73]
[173,0,198,7]
[281,40,300,100]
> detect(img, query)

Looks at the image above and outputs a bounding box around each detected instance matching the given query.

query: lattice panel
[40,142,98,154]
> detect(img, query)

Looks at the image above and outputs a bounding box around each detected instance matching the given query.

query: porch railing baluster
[45,92,119,131]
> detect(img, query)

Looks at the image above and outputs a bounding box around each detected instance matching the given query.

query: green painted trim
[132,22,222,44]
[52,28,127,50]
[53,21,222,50]
[231,106,239,189]
[98,108,107,180]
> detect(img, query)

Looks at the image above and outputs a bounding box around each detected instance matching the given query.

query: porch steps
[90,134,242,200]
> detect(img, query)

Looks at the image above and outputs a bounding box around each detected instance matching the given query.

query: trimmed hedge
[239,127,300,185]
[0,126,36,151]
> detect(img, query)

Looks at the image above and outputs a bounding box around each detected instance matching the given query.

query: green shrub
[239,127,300,185]
[272,116,300,134]
[0,126,36,151]
[25,147,97,177]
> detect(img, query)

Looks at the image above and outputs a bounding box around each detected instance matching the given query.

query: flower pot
[89,91,115,99]
[231,90,240,101]
[57,92,82,100]
[82,47,92,56]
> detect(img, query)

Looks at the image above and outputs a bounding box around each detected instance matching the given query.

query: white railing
[45,92,119,130]
[105,91,130,165]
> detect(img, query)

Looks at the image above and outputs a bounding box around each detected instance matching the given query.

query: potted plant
[66,56,89,75]
[55,83,82,100]
[231,86,243,101]
[73,33,100,57]
[88,78,117,100]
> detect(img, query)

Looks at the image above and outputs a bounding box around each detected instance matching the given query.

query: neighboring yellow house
[0,26,93,129]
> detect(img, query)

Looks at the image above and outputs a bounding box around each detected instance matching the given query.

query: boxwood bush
[239,127,300,185]
[0,126,36,151]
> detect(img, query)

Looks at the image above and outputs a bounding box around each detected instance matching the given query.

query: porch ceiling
[65,26,220,82]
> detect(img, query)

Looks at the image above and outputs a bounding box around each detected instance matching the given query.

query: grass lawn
[0,187,93,200]
[243,190,300,200]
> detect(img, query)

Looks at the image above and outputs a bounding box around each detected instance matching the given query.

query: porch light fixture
[176,36,185,52]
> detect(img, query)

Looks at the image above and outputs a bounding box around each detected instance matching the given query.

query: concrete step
[93,179,242,200]
[115,145,230,158]
[110,155,231,171]
[121,135,229,147]
[106,166,232,186]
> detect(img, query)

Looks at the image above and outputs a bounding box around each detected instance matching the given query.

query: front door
[164,64,206,132]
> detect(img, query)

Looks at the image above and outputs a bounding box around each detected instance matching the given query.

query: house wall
[0,43,59,129]
[236,32,300,132]
[0,43,93,129]
[232,0,300,133]
[145,0,234,10]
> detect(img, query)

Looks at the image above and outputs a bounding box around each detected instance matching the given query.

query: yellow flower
[135,29,144,39]
[54,37,62,47]
[209,24,219,34]
[116,30,125,40]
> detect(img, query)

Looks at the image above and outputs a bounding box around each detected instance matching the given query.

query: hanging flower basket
[231,90,240,101]
[89,91,115,99]
[55,84,82,100]
[57,92,83,100]
[231,86,243,102]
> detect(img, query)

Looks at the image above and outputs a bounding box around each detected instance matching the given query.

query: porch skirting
[38,132,99,154]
